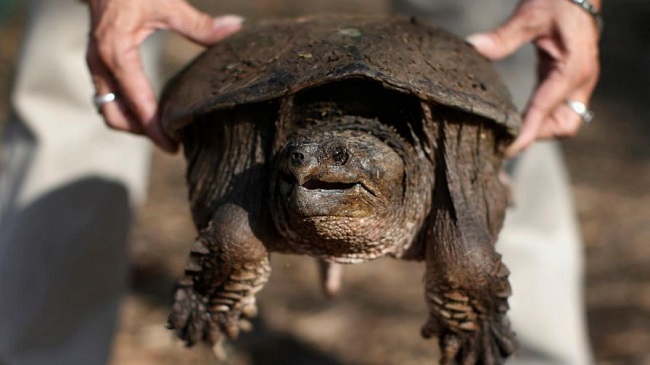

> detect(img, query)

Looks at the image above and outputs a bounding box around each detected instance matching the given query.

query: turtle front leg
[168,205,271,346]
[419,114,517,363]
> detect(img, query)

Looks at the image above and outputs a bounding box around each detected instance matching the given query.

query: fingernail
[464,33,492,49]
[213,15,245,29]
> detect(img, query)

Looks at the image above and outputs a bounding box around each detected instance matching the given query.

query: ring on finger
[565,99,594,124]
[93,92,117,111]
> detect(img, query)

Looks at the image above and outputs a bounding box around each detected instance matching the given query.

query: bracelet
[568,0,604,33]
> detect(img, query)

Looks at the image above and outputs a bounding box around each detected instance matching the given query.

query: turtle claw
[168,286,210,346]
[422,315,516,365]
[168,285,257,346]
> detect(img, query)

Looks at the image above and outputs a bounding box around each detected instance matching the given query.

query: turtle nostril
[291,152,305,166]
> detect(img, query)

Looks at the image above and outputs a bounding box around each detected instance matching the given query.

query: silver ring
[93,92,116,110]
[567,0,604,33]
[565,99,594,124]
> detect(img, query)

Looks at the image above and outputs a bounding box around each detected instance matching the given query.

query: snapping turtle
[161,16,520,364]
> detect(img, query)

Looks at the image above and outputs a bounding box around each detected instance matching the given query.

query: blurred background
[0,1,648,364]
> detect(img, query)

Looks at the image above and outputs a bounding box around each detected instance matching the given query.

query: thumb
[163,2,244,46]
[465,12,541,60]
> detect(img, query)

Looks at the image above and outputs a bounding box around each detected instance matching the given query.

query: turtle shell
[160,15,521,137]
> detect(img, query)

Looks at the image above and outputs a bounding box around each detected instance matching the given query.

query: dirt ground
[1,1,649,364]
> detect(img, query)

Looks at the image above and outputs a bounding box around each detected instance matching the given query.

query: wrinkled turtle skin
[161,15,521,365]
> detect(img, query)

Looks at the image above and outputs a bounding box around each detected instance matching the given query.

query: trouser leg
[391,1,592,364]
[0,0,160,364]
[499,141,591,365]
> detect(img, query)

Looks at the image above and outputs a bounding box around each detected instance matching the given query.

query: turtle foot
[167,285,257,346]
[422,315,516,365]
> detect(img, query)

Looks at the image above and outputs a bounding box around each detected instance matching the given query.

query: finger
[536,81,596,140]
[87,41,144,134]
[507,78,596,156]
[103,36,178,152]
[506,74,573,156]
[157,1,244,46]
[506,43,598,156]
[536,100,584,140]
[505,65,573,156]
[465,7,548,60]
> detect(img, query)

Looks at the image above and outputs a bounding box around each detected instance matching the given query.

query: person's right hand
[86,0,244,152]
[466,0,601,157]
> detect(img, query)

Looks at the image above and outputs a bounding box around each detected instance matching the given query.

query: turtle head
[270,118,411,263]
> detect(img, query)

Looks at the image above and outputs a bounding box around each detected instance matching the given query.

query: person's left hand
[86,0,244,152]
[466,0,601,157]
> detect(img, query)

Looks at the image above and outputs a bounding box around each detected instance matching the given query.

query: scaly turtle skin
[161,15,520,364]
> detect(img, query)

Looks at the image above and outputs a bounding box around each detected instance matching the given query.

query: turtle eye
[332,146,349,165]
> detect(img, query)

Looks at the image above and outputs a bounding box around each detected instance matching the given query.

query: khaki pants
[0,1,159,364]
[392,1,593,364]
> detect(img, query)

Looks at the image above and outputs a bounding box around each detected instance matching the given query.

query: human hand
[466,0,601,157]
[86,0,244,152]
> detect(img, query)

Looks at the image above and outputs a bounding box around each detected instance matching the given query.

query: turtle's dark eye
[332,146,349,165]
